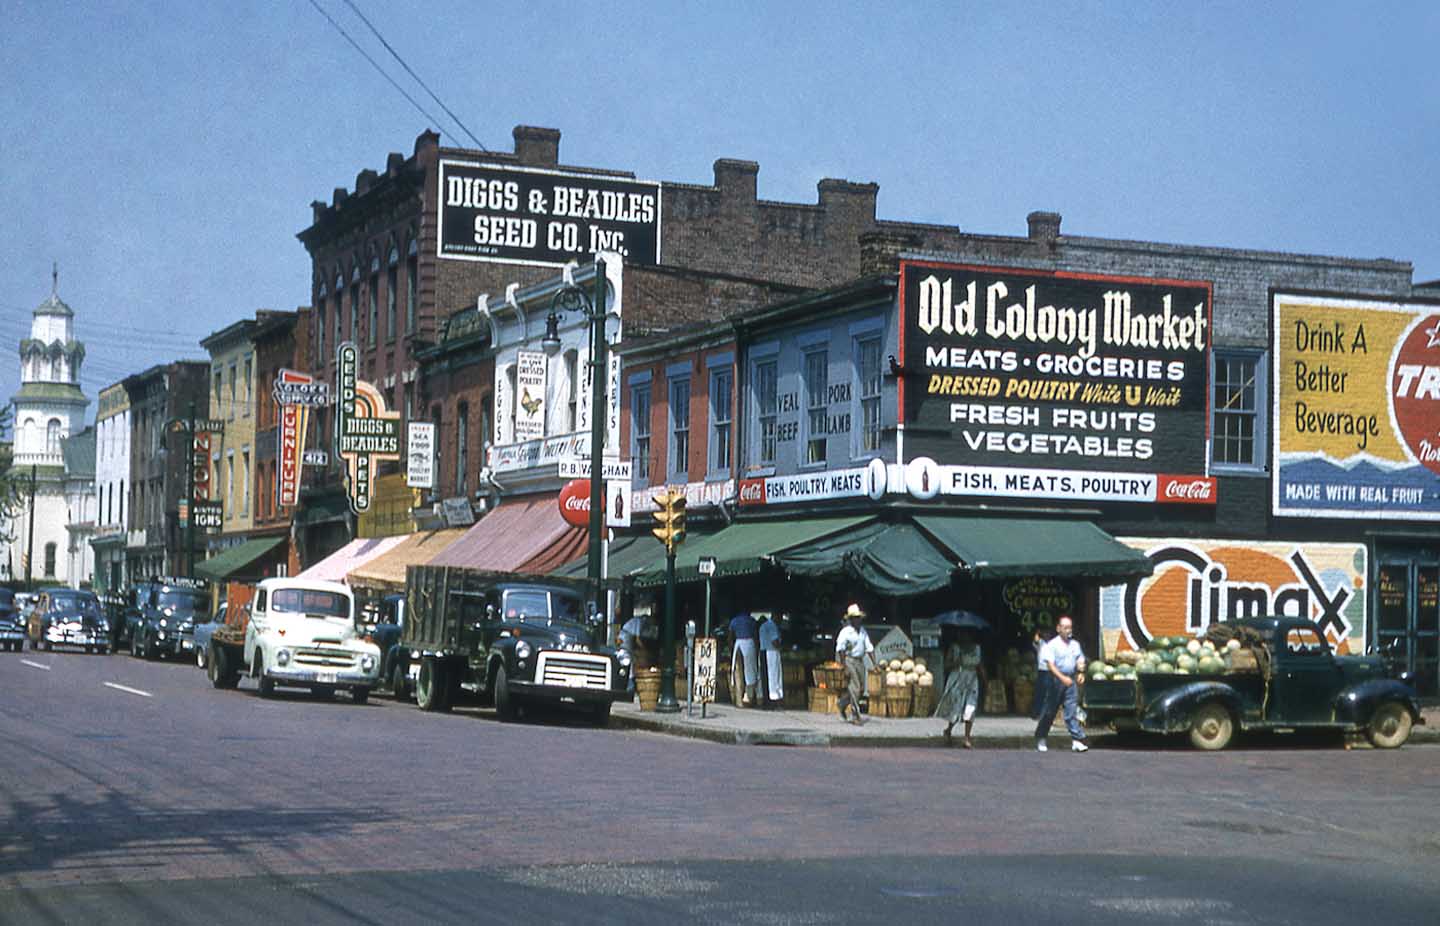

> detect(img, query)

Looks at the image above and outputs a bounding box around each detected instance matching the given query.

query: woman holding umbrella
[933,610,987,748]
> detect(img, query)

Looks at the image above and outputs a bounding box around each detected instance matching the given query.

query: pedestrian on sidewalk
[1035,615,1088,753]
[935,627,984,748]
[834,603,875,725]
[1030,627,1055,721]
[729,611,760,706]
[619,611,657,693]
[759,612,784,709]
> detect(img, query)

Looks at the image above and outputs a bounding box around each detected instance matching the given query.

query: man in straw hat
[834,603,875,725]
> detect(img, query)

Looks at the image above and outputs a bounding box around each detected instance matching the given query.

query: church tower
[13,266,88,465]
[5,267,90,585]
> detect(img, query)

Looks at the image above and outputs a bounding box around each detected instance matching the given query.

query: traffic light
[651,489,687,553]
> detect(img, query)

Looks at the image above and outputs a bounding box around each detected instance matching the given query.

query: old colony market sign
[335,342,401,513]
[897,261,1216,505]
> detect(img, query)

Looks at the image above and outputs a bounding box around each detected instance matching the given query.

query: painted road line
[20,660,52,671]
[103,682,153,698]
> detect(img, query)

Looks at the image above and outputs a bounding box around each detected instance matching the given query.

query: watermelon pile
[1089,636,1242,682]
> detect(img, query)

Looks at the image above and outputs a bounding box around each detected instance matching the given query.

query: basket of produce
[636,668,663,711]
[867,668,887,695]
[782,661,807,686]
[807,686,840,714]
[812,662,848,690]
[881,686,913,719]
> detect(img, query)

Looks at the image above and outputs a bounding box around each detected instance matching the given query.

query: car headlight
[276,648,292,667]
[157,631,167,640]
[617,648,632,666]
[98,620,110,632]
[360,654,377,672]
[515,640,532,660]
[159,619,168,628]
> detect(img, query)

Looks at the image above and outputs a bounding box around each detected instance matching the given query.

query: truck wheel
[1189,703,1234,751]
[255,654,275,697]
[390,663,409,701]
[208,645,228,688]
[590,701,612,727]
[494,665,518,722]
[196,645,207,669]
[416,657,451,713]
[1367,702,1413,749]
[351,687,370,705]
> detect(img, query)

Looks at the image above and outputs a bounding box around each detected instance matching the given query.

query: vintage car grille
[536,652,611,690]
[293,647,359,668]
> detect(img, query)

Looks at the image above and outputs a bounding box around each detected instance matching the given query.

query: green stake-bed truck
[400,565,632,724]
[1082,617,1423,750]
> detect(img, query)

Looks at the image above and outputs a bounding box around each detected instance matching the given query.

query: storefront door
[1375,556,1440,697]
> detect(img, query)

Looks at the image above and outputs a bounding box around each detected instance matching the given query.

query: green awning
[552,532,690,584]
[776,520,959,596]
[631,515,874,589]
[913,515,1152,581]
[194,536,287,581]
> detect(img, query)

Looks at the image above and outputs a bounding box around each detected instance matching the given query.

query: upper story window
[334,291,344,351]
[804,349,828,465]
[709,367,732,474]
[631,378,652,481]
[387,248,399,341]
[1211,351,1266,472]
[456,402,470,496]
[668,376,691,477]
[367,271,379,347]
[406,239,419,332]
[565,350,579,432]
[315,302,327,359]
[349,286,359,343]
[243,356,252,415]
[46,419,61,455]
[856,336,883,454]
[228,364,237,419]
[754,358,778,466]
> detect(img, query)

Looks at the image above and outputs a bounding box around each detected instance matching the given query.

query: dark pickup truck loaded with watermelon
[1082,617,1424,750]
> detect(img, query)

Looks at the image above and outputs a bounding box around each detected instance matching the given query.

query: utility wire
[339,0,489,152]
[305,0,451,139]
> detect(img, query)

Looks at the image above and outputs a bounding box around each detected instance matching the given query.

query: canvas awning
[775,520,958,596]
[346,528,469,589]
[194,536,287,582]
[295,535,408,582]
[912,514,1153,581]
[630,515,874,588]
[551,528,719,585]
[426,495,585,574]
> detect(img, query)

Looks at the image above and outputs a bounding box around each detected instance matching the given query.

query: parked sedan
[27,589,111,653]
[0,589,25,652]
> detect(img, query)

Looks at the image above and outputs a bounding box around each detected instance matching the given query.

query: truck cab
[403,566,631,724]
[130,577,209,660]
[242,578,381,703]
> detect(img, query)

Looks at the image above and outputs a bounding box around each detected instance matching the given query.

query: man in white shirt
[1035,615,1088,752]
[834,603,875,724]
[758,613,784,708]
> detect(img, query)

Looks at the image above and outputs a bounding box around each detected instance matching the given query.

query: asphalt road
[3,649,1438,925]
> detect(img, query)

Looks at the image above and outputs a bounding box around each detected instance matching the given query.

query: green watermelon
[1155,663,1176,674]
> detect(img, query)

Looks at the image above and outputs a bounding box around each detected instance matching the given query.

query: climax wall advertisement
[1099,538,1366,656]
[1273,293,1440,519]
[899,262,1214,504]
[437,160,661,266]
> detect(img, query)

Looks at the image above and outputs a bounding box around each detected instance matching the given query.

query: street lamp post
[543,258,610,623]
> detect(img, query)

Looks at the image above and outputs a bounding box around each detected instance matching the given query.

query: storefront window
[805,350,828,464]
[1212,352,1265,470]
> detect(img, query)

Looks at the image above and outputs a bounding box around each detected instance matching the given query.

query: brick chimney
[714,159,759,202]
[1027,211,1062,244]
[513,126,560,166]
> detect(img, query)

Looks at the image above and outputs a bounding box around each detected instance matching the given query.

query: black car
[27,588,111,653]
[130,578,210,660]
[0,589,25,652]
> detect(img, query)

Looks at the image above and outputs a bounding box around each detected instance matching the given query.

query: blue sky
[2,1,1436,426]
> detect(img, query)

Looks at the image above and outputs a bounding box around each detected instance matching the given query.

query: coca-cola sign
[737,479,767,506]
[1157,475,1217,505]
[558,478,601,528]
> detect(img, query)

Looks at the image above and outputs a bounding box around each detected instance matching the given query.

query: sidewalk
[611,699,1440,748]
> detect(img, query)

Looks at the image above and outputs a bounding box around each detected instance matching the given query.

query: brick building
[252,308,309,576]
[122,362,208,579]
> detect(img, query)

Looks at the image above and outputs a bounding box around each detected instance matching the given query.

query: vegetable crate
[807,686,840,714]
[812,664,847,691]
